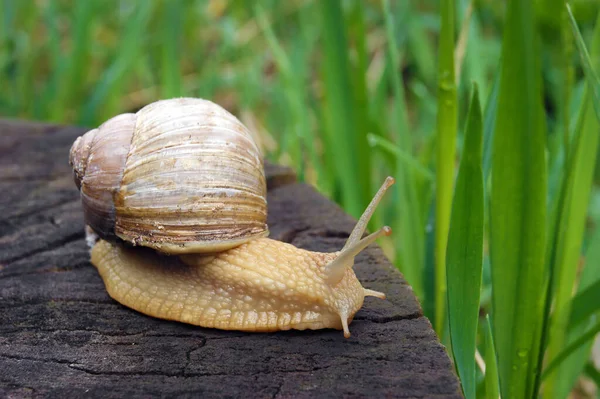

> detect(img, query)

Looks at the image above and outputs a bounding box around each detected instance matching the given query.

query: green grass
[491,2,548,397]
[379,0,426,301]
[544,9,600,398]
[446,85,483,399]
[434,0,458,336]
[482,315,500,399]
[2,0,600,397]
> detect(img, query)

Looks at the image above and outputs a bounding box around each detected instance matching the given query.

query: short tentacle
[325,226,392,285]
[364,288,386,299]
[340,314,351,338]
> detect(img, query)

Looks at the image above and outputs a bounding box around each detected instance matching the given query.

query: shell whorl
[70,114,136,240]
[70,131,93,189]
[69,98,268,254]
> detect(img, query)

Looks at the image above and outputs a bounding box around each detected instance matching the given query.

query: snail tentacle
[342,176,395,251]
[324,226,392,286]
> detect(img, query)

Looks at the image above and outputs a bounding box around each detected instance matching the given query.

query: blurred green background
[3,0,600,397]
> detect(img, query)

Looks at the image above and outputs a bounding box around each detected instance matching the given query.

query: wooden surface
[0,120,461,398]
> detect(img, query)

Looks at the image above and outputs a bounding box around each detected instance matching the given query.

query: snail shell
[69,98,268,254]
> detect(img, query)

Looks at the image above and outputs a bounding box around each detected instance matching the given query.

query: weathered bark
[0,120,461,398]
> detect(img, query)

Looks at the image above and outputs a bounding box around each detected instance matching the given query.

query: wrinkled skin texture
[91,238,376,336]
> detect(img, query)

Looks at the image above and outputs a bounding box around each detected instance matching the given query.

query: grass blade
[434,0,457,335]
[405,3,436,87]
[381,0,425,299]
[79,1,154,125]
[568,279,600,328]
[49,1,95,122]
[543,11,600,397]
[483,316,500,399]
[347,0,372,210]
[461,5,494,103]
[482,70,500,181]
[319,0,364,218]
[367,134,434,181]
[160,0,183,98]
[560,2,575,157]
[584,362,600,387]
[555,226,600,397]
[454,0,473,84]
[446,85,483,399]
[36,0,62,119]
[540,0,576,156]
[10,1,39,117]
[254,3,324,189]
[567,4,600,121]
[542,318,600,379]
[382,0,410,143]
[490,0,547,397]
[254,5,300,169]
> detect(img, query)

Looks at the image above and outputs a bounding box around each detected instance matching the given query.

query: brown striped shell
[69,98,268,254]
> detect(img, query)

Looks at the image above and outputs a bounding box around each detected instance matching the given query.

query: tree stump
[0,120,461,398]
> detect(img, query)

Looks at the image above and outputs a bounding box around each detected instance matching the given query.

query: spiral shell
[69,98,268,254]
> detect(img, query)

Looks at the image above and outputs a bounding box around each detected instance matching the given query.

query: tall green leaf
[319,1,364,218]
[381,0,425,299]
[568,279,600,328]
[542,319,600,379]
[347,0,372,210]
[490,0,547,397]
[381,0,410,145]
[434,0,457,335]
[555,227,600,398]
[483,316,500,399]
[544,10,600,398]
[482,71,500,181]
[568,4,600,121]
[160,0,183,98]
[446,86,483,399]
[461,7,491,103]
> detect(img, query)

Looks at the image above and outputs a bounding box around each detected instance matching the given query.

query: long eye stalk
[324,176,395,286]
[342,176,395,251]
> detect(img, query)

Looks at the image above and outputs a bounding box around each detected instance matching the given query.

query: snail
[69,97,394,338]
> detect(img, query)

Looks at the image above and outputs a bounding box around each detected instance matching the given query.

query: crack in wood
[307,228,353,239]
[0,353,74,366]
[0,328,212,340]
[0,298,117,310]
[0,261,89,279]
[353,311,423,323]
[271,380,283,399]
[182,338,207,374]
[0,353,334,379]
[0,196,79,224]
[0,176,57,183]
[0,231,84,265]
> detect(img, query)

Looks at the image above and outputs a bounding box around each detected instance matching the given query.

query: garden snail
[69,97,394,338]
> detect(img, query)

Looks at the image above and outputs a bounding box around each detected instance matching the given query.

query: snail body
[91,233,388,336]
[71,98,393,338]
